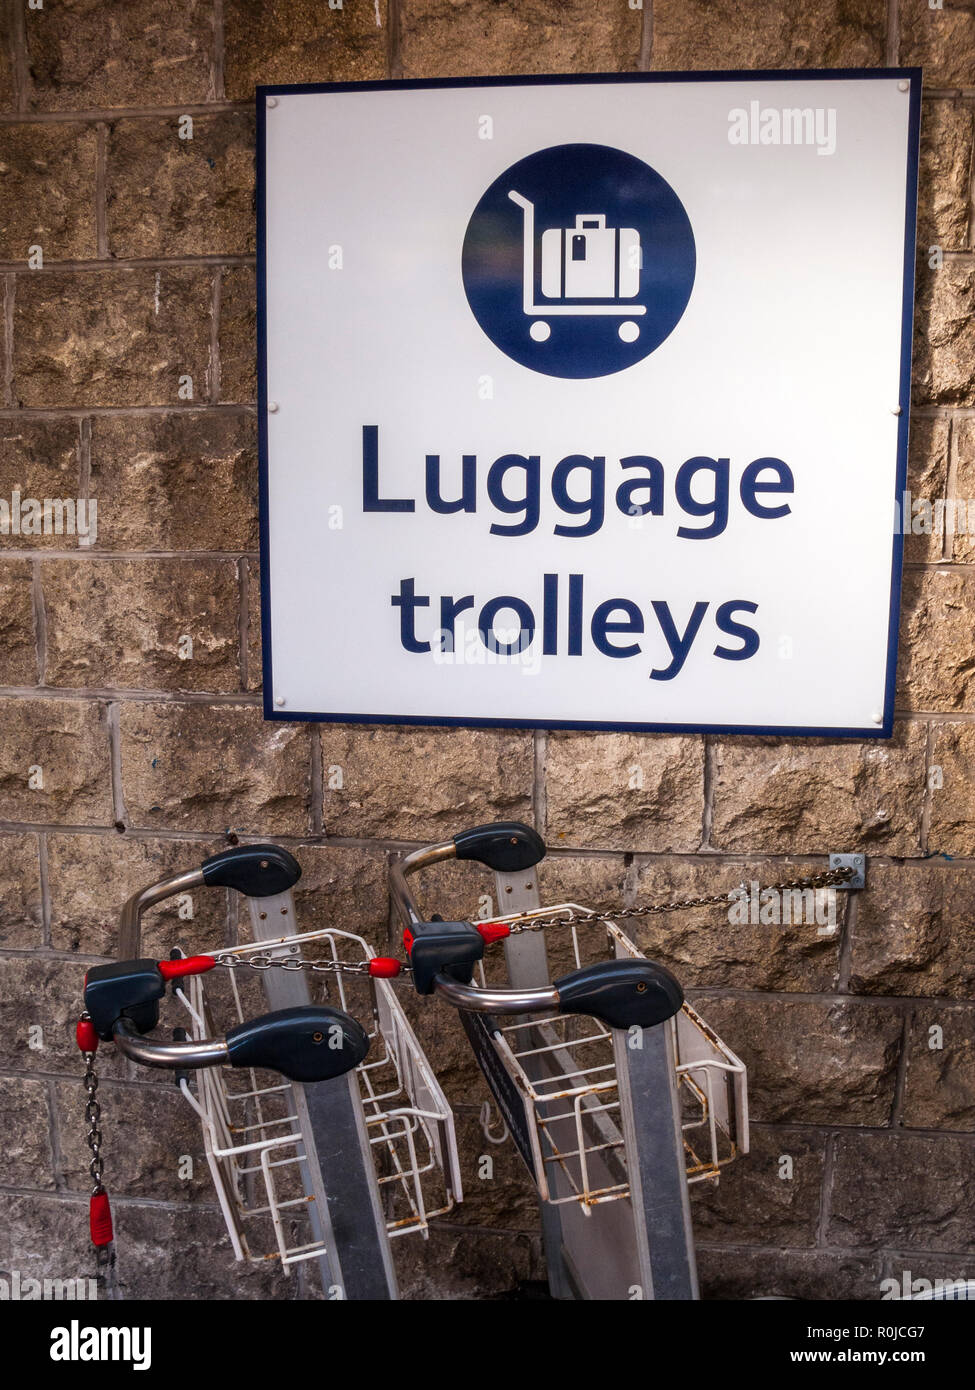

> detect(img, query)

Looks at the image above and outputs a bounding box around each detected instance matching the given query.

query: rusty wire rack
[472,905,749,1212]
[174,926,461,1268]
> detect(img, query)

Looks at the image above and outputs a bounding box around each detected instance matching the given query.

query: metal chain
[201,865,855,967]
[505,863,855,935]
[213,954,400,976]
[80,1013,105,1195]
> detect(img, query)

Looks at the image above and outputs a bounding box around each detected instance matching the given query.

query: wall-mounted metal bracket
[829,853,865,890]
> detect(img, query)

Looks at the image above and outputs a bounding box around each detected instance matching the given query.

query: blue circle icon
[462,143,696,379]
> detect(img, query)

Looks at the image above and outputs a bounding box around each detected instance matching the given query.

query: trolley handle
[432,958,683,1032]
[118,842,301,957]
[111,1006,369,1084]
[390,822,545,929]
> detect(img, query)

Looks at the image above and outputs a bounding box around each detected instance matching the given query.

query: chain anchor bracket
[828,853,866,890]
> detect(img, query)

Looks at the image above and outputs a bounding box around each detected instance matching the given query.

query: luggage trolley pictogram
[509,189,647,343]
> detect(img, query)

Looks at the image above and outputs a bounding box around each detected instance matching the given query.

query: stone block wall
[0,0,973,1300]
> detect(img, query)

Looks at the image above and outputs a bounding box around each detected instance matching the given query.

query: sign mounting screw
[274,695,286,707]
[898,81,909,92]
[267,97,278,108]
[871,709,883,724]
[268,401,279,413]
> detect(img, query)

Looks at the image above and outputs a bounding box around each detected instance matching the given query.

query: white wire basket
[174,926,461,1268]
[471,905,749,1211]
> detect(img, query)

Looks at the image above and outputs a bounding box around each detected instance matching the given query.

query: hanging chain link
[202,864,855,968]
[213,953,398,977]
[505,863,855,935]
[80,1012,105,1195]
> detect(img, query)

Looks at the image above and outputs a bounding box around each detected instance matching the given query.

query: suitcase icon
[541,214,641,301]
[509,190,647,343]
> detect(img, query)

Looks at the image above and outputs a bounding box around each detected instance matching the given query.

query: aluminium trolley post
[391,822,748,1301]
[118,843,398,1299]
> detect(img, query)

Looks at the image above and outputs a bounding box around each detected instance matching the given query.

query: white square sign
[258,71,919,736]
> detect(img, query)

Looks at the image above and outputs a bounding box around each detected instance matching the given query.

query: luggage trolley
[110,843,460,1299]
[508,189,646,343]
[391,822,750,1301]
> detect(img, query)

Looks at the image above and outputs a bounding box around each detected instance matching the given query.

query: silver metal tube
[112,1017,229,1071]
[433,971,559,1015]
[118,867,206,957]
[389,841,455,928]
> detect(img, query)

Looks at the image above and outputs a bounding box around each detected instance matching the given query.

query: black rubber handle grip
[201,843,301,897]
[85,959,165,1041]
[453,822,546,872]
[225,1006,369,1082]
[554,959,683,1031]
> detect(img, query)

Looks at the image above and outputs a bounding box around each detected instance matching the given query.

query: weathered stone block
[0,697,112,824]
[88,412,258,552]
[287,841,389,938]
[950,417,975,563]
[928,722,975,855]
[0,1195,96,1292]
[47,833,228,955]
[689,994,903,1124]
[107,114,256,259]
[902,1005,975,1132]
[444,1111,540,1232]
[24,0,213,111]
[904,416,950,565]
[320,726,533,840]
[224,0,388,99]
[1,1076,55,1190]
[14,268,213,408]
[544,732,704,852]
[630,856,845,992]
[55,1078,211,1201]
[0,418,83,550]
[652,0,885,68]
[42,557,241,692]
[829,1132,975,1251]
[690,1126,825,1247]
[919,100,974,251]
[0,954,127,1077]
[0,833,43,948]
[398,0,642,78]
[394,1223,542,1301]
[120,702,311,834]
[113,1202,294,1300]
[0,559,37,685]
[0,5,13,112]
[897,567,975,711]
[900,0,975,89]
[218,266,256,403]
[697,1247,883,1301]
[913,258,975,407]
[711,724,927,855]
[850,862,975,999]
[0,123,98,261]
[245,557,262,690]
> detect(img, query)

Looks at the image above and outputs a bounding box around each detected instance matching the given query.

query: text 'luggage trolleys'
[508,189,646,343]
[117,843,461,1300]
[390,823,750,1302]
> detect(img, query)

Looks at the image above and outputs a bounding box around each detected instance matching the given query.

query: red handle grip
[89,1190,113,1247]
[368,957,401,978]
[157,955,217,981]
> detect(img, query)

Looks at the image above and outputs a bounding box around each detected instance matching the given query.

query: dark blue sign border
[256,69,921,739]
